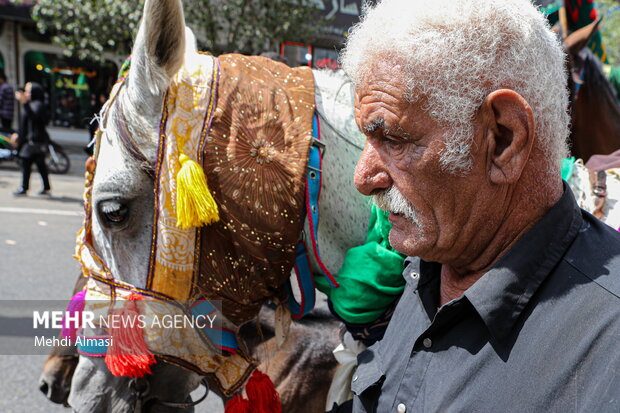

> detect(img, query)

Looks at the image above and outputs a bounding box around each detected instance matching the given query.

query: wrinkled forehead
[354,59,409,95]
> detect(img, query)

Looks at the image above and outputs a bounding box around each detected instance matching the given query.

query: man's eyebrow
[363,117,410,138]
[364,117,385,133]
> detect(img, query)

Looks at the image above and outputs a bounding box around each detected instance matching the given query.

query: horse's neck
[313,69,361,142]
[571,54,620,161]
[310,70,370,274]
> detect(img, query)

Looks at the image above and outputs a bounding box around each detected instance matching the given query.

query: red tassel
[225,394,252,413]
[224,370,282,413]
[246,370,282,413]
[104,293,156,378]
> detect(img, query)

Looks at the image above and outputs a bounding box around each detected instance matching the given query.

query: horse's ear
[128,0,186,98]
[564,17,603,57]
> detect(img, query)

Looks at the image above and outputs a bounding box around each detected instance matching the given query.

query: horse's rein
[129,377,210,411]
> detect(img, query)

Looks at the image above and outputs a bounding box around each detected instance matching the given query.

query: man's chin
[388,224,426,258]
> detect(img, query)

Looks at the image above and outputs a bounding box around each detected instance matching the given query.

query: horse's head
[89,0,186,289]
[563,18,620,161]
[564,18,602,111]
[68,0,205,411]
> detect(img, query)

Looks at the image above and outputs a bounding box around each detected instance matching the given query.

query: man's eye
[384,135,404,145]
[99,201,129,225]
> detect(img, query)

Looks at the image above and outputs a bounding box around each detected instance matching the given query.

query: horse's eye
[99,200,129,226]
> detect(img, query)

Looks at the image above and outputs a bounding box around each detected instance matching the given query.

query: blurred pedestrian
[0,70,15,133]
[13,82,51,196]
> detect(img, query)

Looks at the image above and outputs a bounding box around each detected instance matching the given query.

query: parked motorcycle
[0,133,71,174]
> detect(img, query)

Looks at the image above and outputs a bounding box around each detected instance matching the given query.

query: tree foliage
[32,0,143,61]
[30,0,325,61]
[183,0,325,55]
[598,0,620,64]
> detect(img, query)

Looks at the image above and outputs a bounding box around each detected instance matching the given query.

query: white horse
[66,0,369,411]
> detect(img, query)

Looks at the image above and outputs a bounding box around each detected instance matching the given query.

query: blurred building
[0,0,366,131]
[280,0,366,69]
[0,0,120,132]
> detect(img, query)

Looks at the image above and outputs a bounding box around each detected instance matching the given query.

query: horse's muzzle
[39,375,71,406]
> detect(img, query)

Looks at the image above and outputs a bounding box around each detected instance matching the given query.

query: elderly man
[336,0,620,412]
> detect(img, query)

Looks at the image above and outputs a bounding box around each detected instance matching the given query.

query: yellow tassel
[176,154,219,228]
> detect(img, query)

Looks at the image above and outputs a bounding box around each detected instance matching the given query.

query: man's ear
[481,89,535,184]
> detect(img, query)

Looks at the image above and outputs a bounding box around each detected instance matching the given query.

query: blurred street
[0,142,87,412]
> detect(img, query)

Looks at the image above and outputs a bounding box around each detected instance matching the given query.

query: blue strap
[76,336,108,357]
[307,149,322,240]
[286,114,339,319]
[189,299,239,353]
[305,115,338,287]
[286,241,317,320]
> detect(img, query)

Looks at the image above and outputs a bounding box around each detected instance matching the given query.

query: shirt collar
[463,182,583,342]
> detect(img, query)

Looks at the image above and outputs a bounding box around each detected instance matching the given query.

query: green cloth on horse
[316,204,406,324]
[561,157,576,181]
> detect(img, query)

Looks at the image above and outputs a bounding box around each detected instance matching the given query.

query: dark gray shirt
[352,186,620,413]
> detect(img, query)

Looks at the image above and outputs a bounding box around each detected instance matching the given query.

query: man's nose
[354,141,391,196]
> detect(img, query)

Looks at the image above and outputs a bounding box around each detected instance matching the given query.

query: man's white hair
[341,0,570,176]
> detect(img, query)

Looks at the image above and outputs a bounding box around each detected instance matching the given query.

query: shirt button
[352,375,358,382]
[422,337,432,348]
[411,272,419,280]
[397,403,407,412]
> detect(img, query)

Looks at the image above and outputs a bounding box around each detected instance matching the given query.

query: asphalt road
[0,146,223,412]
[0,146,88,412]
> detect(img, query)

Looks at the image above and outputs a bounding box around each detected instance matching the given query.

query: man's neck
[437,177,562,306]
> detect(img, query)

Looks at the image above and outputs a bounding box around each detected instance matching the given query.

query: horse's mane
[583,48,620,105]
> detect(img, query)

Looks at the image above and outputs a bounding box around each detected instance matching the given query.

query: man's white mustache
[373,186,421,226]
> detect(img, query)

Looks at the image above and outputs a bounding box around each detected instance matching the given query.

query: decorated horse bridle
[128,377,210,411]
[72,61,256,402]
[68,53,337,412]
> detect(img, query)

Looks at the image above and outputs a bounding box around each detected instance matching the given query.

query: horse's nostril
[39,379,49,396]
